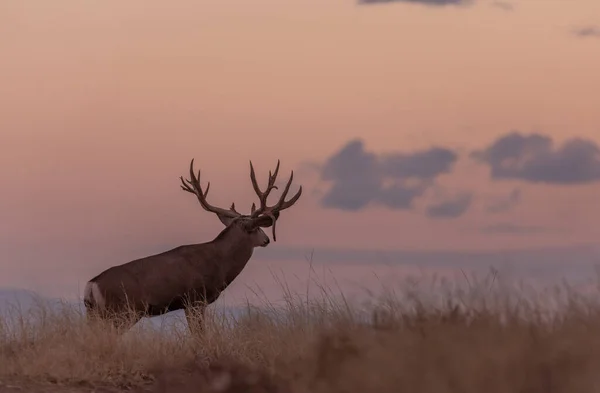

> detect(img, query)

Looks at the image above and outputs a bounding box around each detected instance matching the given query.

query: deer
[83,158,302,334]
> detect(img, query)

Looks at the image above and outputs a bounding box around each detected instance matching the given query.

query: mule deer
[83,159,302,334]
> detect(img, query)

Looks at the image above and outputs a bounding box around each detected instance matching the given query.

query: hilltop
[3,277,600,393]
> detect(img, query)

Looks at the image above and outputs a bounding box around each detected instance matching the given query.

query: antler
[180,159,239,218]
[249,160,280,216]
[248,160,302,241]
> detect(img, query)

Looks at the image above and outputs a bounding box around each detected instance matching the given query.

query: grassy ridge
[2,273,600,393]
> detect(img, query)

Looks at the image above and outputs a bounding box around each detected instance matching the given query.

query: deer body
[84,159,301,334]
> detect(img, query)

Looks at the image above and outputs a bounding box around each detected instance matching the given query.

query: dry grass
[3,272,600,393]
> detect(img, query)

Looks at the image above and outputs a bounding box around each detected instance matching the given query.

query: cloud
[376,184,429,210]
[380,147,457,180]
[320,140,382,210]
[479,223,548,235]
[491,1,514,11]
[572,26,600,38]
[426,193,473,218]
[357,0,472,6]
[472,131,600,184]
[319,139,457,211]
[486,188,521,214]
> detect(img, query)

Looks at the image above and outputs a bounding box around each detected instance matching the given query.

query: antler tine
[249,161,263,199]
[179,159,239,218]
[249,160,281,217]
[267,179,301,242]
[269,160,280,188]
[269,171,303,212]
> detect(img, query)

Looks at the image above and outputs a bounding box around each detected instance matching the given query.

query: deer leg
[184,303,206,336]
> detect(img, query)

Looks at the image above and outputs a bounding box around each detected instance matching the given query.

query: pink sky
[2,0,600,300]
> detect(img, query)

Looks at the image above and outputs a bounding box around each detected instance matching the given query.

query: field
[3,272,600,393]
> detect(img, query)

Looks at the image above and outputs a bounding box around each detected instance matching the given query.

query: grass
[3,270,600,392]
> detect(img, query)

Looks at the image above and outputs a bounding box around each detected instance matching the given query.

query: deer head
[179,159,302,247]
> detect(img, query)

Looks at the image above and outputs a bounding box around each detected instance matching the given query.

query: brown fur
[86,222,258,332]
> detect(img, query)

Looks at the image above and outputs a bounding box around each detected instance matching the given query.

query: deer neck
[212,225,255,265]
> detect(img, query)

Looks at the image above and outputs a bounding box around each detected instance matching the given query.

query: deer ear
[217,213,235,227]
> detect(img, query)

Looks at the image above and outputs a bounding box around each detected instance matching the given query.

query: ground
[3,276,600,393]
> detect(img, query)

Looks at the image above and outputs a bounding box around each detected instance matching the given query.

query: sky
[2,0,600,304]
